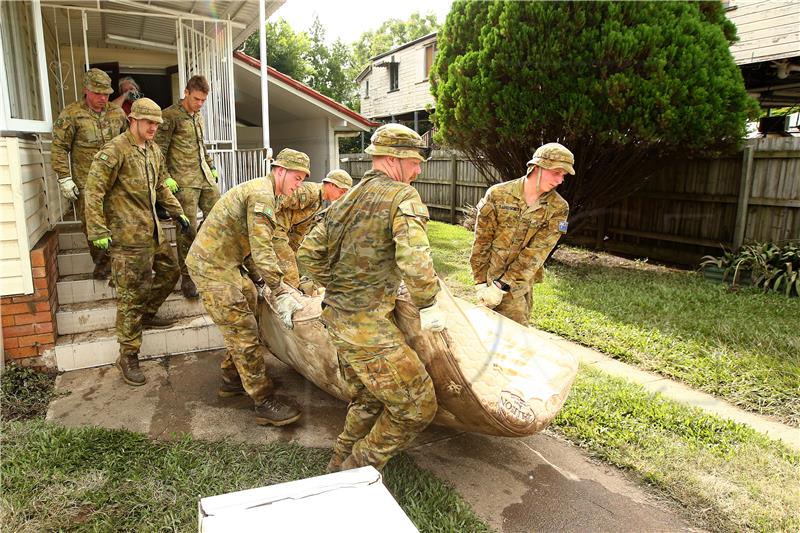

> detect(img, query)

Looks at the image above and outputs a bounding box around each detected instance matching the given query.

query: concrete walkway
[48,350,698,533]
[532,330,800,451]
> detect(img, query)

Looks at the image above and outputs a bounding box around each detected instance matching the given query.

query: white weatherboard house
[0,0,374,371]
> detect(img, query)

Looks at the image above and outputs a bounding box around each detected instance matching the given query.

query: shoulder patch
[99,153,109,161]
[398,200,429,219]
[254,202,275,221]
[558,220,569,233]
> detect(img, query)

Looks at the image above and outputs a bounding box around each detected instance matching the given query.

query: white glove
[274,292,303,329]
[58,176,79,201]
[419,301,446,332]
[476,282,505,309]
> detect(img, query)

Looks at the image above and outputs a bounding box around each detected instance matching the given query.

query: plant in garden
[1,364,57,421]
[431,1,759,231]
[702,241,800,295]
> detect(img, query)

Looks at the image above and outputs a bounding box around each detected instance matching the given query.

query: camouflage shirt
[276,181,324,251]
[154,101,215,188]
[298,169,439,313]
[84,130,184,248]
[51,100,127,188]
[186,175,284,290]
[470,176,569,294]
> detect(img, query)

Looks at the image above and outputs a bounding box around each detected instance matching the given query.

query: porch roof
[41,0,284,50]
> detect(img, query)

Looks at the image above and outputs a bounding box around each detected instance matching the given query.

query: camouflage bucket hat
[365,123,431,162]
[323,169,352,190]
[272,148,311,177]
[84,68,114,94]
[128,98,163,124]
[527,142,575,175]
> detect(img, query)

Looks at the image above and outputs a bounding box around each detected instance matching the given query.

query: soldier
[274,169,352,290]
[84,98,193,386]
[52,68,127,280]
[298,124,446,472]
[470,142,573,325]
[186,148,310,427]
[155,75,220,299]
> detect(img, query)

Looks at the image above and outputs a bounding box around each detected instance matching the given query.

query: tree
[431,1,758,231]
[305,16,356,107]
[241,18,311,81]
[351,12,440,72]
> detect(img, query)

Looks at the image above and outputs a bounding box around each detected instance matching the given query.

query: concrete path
[48,350,697,533]
[532,330,800,451]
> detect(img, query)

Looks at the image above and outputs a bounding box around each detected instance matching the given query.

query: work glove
[297,276,316,296]
[211,167,220,183]
[58,176,79,201]
[177,215,196,238]
[476,282,505,309]
[164,177,179,194]
[274,291,303,329]
[92,237,111,250]
[419,301,446,332]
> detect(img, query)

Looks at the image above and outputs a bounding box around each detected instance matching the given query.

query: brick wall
[1,230,58,368]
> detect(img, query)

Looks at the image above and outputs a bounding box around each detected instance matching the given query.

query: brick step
[56,271,183,305]
[56,291,206,335]
[57,242,178,277]
[55,314,223,371]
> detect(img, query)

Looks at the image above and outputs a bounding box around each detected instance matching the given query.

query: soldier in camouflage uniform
[274,169,352,289]
[186,148,311,427]
[52,68,127,279]
[470,143,573,325]
[84,98,193,386]
[155,75,220,299]
[298,124,446,472]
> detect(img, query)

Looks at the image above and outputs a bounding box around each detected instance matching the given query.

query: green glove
[92,237,111,250]
[164,177,179,193]
[211,168,219,183]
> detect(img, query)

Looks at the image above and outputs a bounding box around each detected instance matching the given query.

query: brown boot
[254,396,302,427]
[142,313,175,329]
[181,277,199,299]
[326,451,349,473]
[116,353,146,386]
[340,454,366,472]
[217,379,246,398]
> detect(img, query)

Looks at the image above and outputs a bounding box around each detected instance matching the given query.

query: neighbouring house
[356,32,438,135]
[0,0,374,372]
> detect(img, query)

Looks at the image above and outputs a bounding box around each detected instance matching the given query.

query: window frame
[0,0,53,134]
[388,57,399,92]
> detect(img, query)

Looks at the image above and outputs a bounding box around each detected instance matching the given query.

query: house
[356,32,438,135]
[0,0,374,371]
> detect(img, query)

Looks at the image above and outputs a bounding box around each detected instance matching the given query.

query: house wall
[0,137,52,297]
[359,36,437,120]
[727,0,800,64]
[269,117,331,182]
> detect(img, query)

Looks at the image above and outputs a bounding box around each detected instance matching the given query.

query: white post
[259,0,269,151]
[81,10,89,70]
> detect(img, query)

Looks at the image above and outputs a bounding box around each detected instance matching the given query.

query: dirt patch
[552,247,684,273]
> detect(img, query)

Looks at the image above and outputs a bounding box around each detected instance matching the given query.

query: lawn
[427,221,800,425]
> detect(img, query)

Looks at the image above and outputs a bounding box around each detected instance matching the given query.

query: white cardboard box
[198,466,419,532]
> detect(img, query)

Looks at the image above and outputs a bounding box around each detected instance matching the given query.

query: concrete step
[55,314,224,371]
[56,291,206,335]
[58,225,179,251]
[57,273,182,305]
[57,242,178,277]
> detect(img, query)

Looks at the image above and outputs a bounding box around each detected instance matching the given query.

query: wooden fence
[339,137,800,266]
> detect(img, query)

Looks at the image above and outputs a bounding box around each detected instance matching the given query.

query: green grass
[0,421,490,533]
[552,367,800,532]
[427,221,800,425]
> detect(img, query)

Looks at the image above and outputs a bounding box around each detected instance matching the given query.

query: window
[424,44,437,80]
[0,0,52,133]
[389,57,399,92]
[364,79,369,98]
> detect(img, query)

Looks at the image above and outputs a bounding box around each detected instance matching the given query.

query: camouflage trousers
[322,305,437,471]
[111,240,179,356]
[273,234,300,288]
[176,185,220,278]
[494,288,533,326]
[75,189,110,272]
[190,268,273,405]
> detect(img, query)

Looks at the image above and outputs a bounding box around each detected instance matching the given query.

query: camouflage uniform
[298,126,439,470]
[186,148,310,406]
[155,101,220,280]
[274,182,324,287]
[52,69,127,272]
[84,123,185,359]
[470,143,573,325]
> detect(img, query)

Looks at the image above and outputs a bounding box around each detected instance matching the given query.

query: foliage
[305,16,358,107]
[351,12,440,72]
[241,18,311,81]
[431,1,758,232]
[701,241,800,296]
[0,364,57,421]
[0,421,489,532]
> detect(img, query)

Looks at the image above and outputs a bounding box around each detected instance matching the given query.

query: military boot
[92,261,110,280]
[116,353,146,386]
[254,396,302,427]
[217,379,246,398]
[326,451,349,474]
[340,453,368,472]
[181,277,199,299]
[142,313,176,329]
